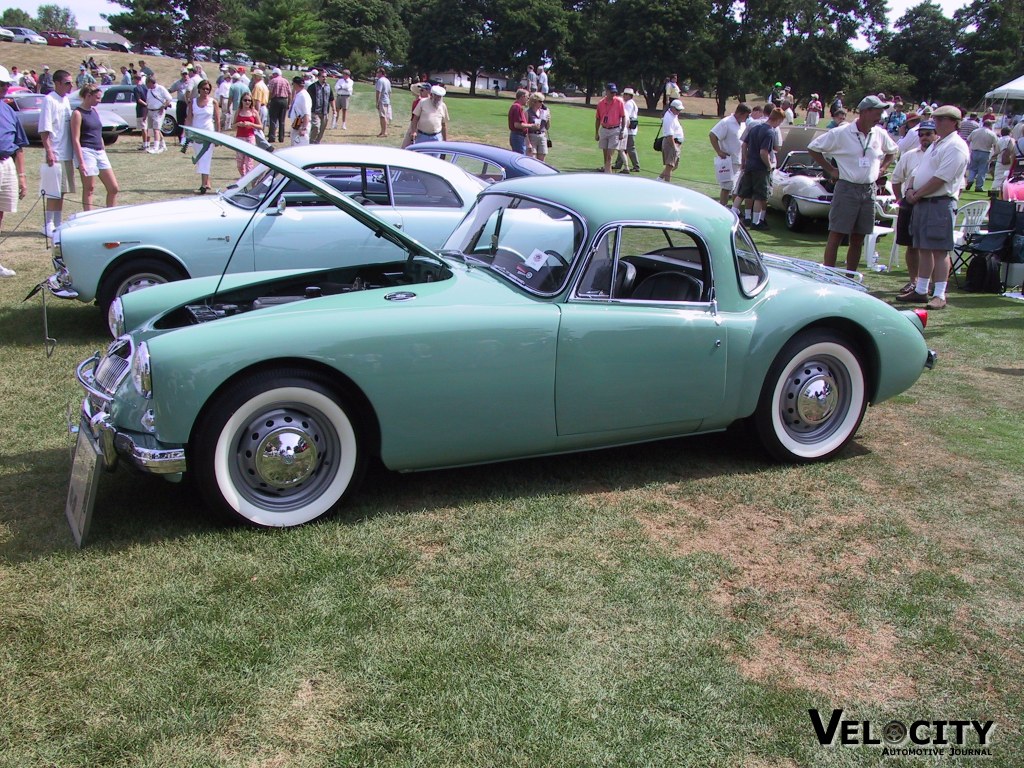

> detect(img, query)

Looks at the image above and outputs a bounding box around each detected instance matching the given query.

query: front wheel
[754,331,867,462]
[192,372,366,527]
[97,257,184,317]
[785,197,805,231]
[161,114,178,136]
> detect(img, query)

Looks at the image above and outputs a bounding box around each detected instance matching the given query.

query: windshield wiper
[439,249,489,269]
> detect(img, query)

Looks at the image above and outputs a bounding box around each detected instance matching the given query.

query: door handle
[208,235,232,242]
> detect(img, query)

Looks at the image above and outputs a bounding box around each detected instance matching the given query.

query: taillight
[913,308,928,328]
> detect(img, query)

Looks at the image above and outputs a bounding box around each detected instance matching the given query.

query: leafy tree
[0,9,34,28]
[173,0,231,59]
[553,0,606,102]
[322,0,409,69]
[244,0,324,67]
[36,4,77,34]
[106,0,177,48]
[876,2,957,104]
[408,0,497,96]
[953,0,1024,105]
[846,53,915,104]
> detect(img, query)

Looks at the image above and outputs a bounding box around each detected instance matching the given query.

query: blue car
[407,141,557,182]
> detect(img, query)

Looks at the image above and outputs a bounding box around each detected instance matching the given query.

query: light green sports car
[67,132,936,537]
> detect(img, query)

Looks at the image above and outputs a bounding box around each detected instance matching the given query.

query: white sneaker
[41,224,55,238]
[0,264,15,278]
[342,123,347,130]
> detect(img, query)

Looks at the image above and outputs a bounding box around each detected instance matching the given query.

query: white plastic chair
[863,201,897,271]
[952,200,990,248]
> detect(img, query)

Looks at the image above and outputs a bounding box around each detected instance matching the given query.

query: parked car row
[53,129,936,543]
[4,91,129,145]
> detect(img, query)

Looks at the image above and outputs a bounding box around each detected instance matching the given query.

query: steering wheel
[544,250,570,269]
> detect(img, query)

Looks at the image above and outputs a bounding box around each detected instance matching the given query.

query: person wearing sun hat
[0,66,29,277]
[898,105,970,309]
[807,94,898,272]
[805,92,823,127]
[595,82,626,173]
[891,119,938,299]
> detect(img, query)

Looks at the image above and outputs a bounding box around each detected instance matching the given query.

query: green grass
[1,89,1022,767]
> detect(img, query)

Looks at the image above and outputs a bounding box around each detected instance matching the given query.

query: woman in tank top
[186,79,220,194]
[70,85,119,210]
[232,92,262,177]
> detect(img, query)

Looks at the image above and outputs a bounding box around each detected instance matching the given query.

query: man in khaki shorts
[808,94,898,272]
[38,69,75,238]
[0,66,29,277]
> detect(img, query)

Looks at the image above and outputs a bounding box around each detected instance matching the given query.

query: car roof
[407,141,558,175]
[270,144,488,186]
[488,173,736,230]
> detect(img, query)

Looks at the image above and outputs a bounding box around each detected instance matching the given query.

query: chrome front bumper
[45,272,79,299]
[75,354,187,475]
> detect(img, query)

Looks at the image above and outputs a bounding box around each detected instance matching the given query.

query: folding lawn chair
[950,199,1016,288]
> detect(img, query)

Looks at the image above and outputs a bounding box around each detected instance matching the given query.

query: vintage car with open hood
[766,126,895,231]
[45,134,486,317]
[65,130,936,542]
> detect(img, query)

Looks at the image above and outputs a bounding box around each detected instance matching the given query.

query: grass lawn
[0,80,1021,767]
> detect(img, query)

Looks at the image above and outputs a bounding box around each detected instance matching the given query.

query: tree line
[11,0,1021,115]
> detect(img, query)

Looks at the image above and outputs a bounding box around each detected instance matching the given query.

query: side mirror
[267,196,286,216]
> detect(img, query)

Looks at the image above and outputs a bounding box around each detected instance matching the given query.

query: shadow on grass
[0,422,875,561]
[0,298,108,348]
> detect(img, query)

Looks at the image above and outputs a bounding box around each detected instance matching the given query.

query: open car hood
[184,127,437,258]
[777,125,826,167]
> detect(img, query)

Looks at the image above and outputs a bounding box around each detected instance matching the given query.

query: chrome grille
[93,337,133,394]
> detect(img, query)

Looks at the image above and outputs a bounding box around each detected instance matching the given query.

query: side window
[576,226,710,303]
[390,169,463,208]
[733,224,767,295]
[279,165,391,206]
[453,155,506,183]
[577,229,618,298]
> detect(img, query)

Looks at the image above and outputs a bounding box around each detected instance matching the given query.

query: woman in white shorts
[71,85,119,210]
[187,80,220,194]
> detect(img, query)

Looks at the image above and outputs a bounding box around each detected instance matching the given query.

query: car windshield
[442,193,583,295]
[222,165,277,210]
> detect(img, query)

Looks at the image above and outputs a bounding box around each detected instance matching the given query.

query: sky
[25,0,965,33]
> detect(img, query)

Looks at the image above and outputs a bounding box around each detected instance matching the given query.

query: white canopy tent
[987,74,1024,101]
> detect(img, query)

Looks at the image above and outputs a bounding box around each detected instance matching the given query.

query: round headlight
[107,297,125,338]
[131,342,152,399]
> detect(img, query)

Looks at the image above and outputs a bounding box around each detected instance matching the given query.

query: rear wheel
[754,331,867,462]
[192,371,366,527]
[97,257,184,317]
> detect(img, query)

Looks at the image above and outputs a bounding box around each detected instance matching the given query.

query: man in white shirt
[709,103,750,204]
[890,120,937,298]
[144,75,172,153]
[658,99,685,183]
[37,69,75,237]
[965,120,998,192]
[333,69,354,130]
[898,105,971,309]
[375,67,392,137]
[613,87,641,173]
[808,94,898,271]
[288,76,312,146]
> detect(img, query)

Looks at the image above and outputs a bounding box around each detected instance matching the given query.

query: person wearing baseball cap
[613,87,640,173]
[898,105,969,309]
[595,83,626,173]
[890,119,937,301]
[807,94,898,272]
[658,99,686,183]
[410,84,449,144]
[0,66,29,277]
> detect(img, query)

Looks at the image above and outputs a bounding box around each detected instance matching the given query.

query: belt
[920,195,953,202]
[837,180,873,187]
[417,130,440,136]
[0,154,12,162]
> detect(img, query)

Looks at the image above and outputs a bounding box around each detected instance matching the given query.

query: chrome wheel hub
[238,409,327,493]
[780,360,842,436]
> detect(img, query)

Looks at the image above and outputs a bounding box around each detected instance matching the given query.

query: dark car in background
[7,91,129,144]
[406,141,558,183]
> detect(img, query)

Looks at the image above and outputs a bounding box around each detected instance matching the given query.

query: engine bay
[156,258,452,328]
